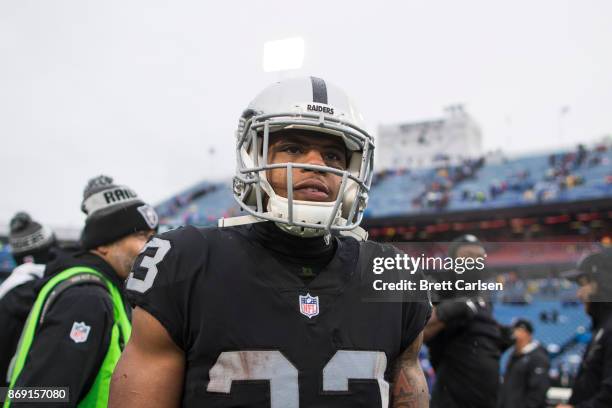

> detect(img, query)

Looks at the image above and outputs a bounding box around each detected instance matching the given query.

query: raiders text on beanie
[80,175,158,249]
[9,212,56,258]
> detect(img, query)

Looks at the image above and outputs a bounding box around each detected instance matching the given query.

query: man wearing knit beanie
[80,175,159,250]
[4,175,157,408]
[8,212,57,266]
[0,212,58,387]
[1,212,57,299]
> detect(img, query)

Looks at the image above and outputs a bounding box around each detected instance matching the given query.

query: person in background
[557,248,612,408]
[0,212,58,387]
[4,175,158,408]
[498,318,550,408]
[424,234,511,408]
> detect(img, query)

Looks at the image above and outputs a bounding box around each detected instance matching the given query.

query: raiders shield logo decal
[138,204,159,229]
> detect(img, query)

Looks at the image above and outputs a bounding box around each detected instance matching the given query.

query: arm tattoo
[391,333,429,408]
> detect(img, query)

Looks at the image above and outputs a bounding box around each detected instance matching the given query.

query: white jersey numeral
[207,350,388,407]
[126,237,171,293]
[323,350,389,407]
[207,351,299,408]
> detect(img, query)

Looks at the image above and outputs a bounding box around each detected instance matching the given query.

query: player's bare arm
[423,308,445,341]
[391,332,429,408]
[109,306,185,408]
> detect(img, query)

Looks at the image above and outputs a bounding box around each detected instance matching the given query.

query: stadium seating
[495,300,589,347]
[156,181,235,227]
[494,297,590,382]
[368,143,612,218]
[154,143,612,225]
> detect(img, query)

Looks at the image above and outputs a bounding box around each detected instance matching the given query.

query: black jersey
[127,223,431,408]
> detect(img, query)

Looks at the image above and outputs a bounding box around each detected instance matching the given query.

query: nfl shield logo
[69,321,91,343]
[299,293,319,318]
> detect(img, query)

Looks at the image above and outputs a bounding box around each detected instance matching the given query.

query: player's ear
[94,243,111,256]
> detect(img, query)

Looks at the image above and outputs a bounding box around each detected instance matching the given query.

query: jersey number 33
[128,238,390,407]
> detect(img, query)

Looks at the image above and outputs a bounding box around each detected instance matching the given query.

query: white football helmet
[231,77,375,238]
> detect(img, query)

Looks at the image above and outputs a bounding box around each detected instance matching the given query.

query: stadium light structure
[262,37,305,72]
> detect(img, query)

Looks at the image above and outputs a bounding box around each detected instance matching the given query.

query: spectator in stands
[589,154,603,166]
[558,248,612,408]
[423,181,451,210]
[0,212,59,387]
[549,153,557,167]
[424,234,511,407]
[475,190,486,203]
[498,318,550,408]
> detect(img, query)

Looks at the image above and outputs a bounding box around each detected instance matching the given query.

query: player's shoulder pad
[360,239,405,259]
[126,225,210,295]
[157,224,209,249]
[354,240,404,280]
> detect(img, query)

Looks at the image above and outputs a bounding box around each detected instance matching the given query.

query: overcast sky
[1,0,611,228]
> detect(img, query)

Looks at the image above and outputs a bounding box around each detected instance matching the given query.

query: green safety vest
[4,267,132,408]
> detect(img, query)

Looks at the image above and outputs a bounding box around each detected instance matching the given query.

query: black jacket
[0,279,39,387]
[0,248,74,387]
[427,302,505,408]
[569,307,612,408]
[11,251,130,407]
[498,342,550,408]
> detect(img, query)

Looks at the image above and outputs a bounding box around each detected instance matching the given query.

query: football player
[110,77,432,407]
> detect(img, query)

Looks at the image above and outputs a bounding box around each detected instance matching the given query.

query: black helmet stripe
[310,76,328,104]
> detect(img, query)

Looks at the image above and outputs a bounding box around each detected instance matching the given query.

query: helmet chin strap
[217,212,369,241]
[268,194,341,238]
[257,165,342,238]
[274,222,328,239]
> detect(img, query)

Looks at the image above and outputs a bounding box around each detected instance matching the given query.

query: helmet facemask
[233,109,374,238]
